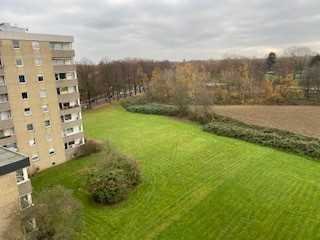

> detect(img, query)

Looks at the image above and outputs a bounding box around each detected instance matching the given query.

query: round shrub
[89,169,129,204]
[88,151,141,205]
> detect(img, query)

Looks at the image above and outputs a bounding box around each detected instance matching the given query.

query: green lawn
[33,105,320,240]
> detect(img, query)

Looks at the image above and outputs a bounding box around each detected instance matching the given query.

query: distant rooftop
[0,147,30,176]
[0,22,28,32]
[0,23,74,43]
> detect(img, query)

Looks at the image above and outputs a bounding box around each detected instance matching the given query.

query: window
[26,123,33,131]
[0,128,14,139]
[31,154,39,162]
[21,92,28,99]
[35,57,42,66]
[20,194,32,209]
[37,74,44,82]
[61,86,68,93]
[24,108,32,116]
[0,76,5,86]
[65,127,74,135]
[32,41,40,50]
[44,120,51,127]
[63,102,70,108]
[49,148,55,156]
[42,105,49,112]
[55,73,66,81]
[12,40,20,49]
[28,139,36,146]
[64,114,72,121]
[18,75,26,83]
[40,90,47,98]
[49,42,71,50]
[16,58,23,67]
[16,169,28,183]
[57,87,69,95]
[68,140,75,148]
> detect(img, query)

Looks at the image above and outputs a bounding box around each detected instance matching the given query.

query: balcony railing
[0,65,4,75]
[63,129,83,137]
[64,132,84,142]
[60,104,80,110]
[61,116,81,124]
[66,142,83,150]
[21,200,32,210]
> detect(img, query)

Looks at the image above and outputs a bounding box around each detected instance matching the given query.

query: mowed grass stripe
[33,105,320,240]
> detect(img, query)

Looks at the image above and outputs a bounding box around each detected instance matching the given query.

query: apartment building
[0,24,84,173]
[0,147,32,238]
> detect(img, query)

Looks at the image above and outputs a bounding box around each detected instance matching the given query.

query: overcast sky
[2,0,320,62]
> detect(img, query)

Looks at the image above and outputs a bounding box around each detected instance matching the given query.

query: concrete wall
[0,172,19,238]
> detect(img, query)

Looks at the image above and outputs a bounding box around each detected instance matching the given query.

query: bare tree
[77,58,97,108]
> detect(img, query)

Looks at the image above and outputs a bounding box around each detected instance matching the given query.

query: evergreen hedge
[203,120,320,159]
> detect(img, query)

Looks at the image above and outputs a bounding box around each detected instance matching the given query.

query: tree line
[77,47,320,108]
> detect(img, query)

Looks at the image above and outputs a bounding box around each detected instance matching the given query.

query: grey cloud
[1,0,320,61]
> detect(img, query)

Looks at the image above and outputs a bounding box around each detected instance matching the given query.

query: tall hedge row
[203,121,320,159]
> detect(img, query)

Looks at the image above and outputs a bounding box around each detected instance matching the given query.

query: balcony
[0,85,7,94]
[56,78,78,88]
[20,193,33,210]
[65,144,83,160]
[0,119,14,129]
[58,92,80,102]
[18,179,32,196]
[0,134,16,146]
[51,49,75,58]
[62,119,82,128]
[60,105,81,115]
[53,64,76,73]
[64,131,84,142]
[0,102,10,112]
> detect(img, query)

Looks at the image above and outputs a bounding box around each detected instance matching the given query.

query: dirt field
[211,105,320,139]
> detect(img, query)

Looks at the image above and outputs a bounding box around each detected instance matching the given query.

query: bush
[88,147,141,205]
[126,103,180,116]
[120,96,148,108]
[186,107,216,124]
[76,139,104,157]
[203,119,320,159]
[89,169,130,204]
[16,186,83,240]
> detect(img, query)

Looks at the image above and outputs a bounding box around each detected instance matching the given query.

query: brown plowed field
[211,105,320,139]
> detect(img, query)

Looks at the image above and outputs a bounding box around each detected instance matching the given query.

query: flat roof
[0,31,73,42]
[0,147,30,176]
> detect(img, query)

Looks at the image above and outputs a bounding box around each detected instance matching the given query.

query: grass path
[33,105,320,239]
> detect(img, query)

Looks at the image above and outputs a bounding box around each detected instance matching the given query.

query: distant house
[0,147,32,237]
